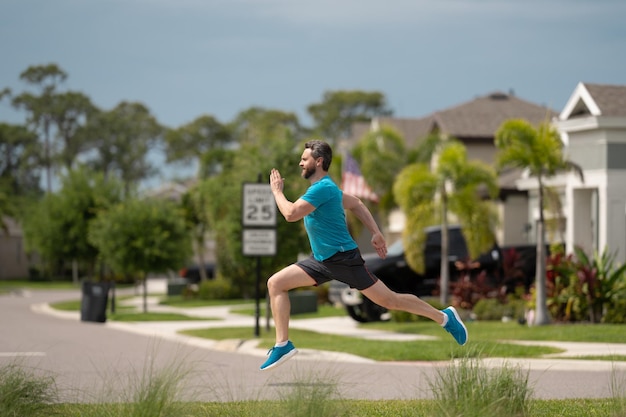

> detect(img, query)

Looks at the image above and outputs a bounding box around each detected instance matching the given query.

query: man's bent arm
[343,193,387,258]
[274,194,314,222]
[270,168,315,222]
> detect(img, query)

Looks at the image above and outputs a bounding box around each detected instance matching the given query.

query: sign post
[242,174,276,337]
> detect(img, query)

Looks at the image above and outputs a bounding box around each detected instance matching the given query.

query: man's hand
[371,232,387,259]
[270,168,284,194]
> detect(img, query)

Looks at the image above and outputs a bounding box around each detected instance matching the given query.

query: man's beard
[303,166,316,179]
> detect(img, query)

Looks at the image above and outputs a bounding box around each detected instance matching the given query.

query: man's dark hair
[304,140,332,171]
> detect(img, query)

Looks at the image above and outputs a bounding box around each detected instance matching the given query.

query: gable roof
[375,91,556,145]
[560,82,626,119]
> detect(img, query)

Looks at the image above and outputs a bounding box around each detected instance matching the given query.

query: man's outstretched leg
[260,265,316,371]
[362,280,468,345]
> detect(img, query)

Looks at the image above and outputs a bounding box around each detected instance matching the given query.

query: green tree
[10,64,96,191]
[352,124,408,213]
[495,119,584,325]
[164,114,232,178]
[11,64,68,193]
[22,167,123,280]
[307,90,392,145]
[393,140,499,305]
[85,101,162,195]
[0,123,41,197]
[198,107,309,297]
[231,107,303,147]
[89,198,192,312]
[50,91,97,170]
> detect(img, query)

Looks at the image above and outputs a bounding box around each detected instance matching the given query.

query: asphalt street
[1,281,626,403]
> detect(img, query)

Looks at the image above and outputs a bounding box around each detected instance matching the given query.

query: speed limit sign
[242,183,276,227]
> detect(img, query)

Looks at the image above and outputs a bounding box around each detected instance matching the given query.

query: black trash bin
[81,281,111,323]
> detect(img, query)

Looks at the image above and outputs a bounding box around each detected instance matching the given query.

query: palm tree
[495,119,584,325]
[393,139,499,305]
[352,124,408,213]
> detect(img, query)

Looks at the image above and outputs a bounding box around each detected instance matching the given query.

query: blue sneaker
[260,341,298,371]
[442,307,468,346]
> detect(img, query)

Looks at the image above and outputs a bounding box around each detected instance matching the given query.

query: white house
[517,82,626,263]
[560,83,626,262]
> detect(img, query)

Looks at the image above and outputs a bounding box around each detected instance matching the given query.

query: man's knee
[267,265,316,295]
[267,271,294,295]
[267,274,282,294]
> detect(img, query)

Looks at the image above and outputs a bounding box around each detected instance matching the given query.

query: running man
[260,140,467,371]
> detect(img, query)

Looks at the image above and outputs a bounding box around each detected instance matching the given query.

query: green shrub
[604,298,626,324]
[473,298,504,321]
[547,246,626,323]
[314,282,331,305]
[473,297,527,321]
[198,277,239,300]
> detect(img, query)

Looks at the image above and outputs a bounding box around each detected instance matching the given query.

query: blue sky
[2,0,625,184]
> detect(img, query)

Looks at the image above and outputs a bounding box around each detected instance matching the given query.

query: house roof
[560,82,626,119]
[372,117,434,148]
[142,179,195,201]
[1,216,23,237]
[340,91,557,192]
[374,91,556,145]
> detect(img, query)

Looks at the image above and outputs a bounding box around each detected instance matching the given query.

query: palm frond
[392,163,438,211]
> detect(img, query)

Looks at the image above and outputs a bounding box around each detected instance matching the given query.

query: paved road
[1,285,625,403]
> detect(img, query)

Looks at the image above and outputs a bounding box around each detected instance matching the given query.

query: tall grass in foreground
[73,343,197,417]
[0,361,59,417]
[429,357,532,417]
[4,354,626,416]
[275,369,348,417]
[609,365,626,417]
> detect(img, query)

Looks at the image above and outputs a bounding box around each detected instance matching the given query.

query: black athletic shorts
[296,248,378,291]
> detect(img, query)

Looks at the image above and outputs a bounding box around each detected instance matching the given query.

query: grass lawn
[46,398,622,417]
[50,297,221,321]
[180,325,561,361]
[364,320,626,344]
[47,293,626,361]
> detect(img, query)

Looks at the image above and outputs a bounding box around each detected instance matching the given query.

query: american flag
[341,152,379,203]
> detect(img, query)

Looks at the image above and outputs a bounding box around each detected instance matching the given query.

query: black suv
[330,225,502,322]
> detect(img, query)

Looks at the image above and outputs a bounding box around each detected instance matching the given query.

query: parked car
[330,225,503,322]
[178,263,215,284]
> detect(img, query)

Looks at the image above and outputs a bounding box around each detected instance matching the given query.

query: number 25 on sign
[242,183,276,227]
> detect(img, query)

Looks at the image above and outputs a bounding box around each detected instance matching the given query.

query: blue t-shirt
[300,176,357,261]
